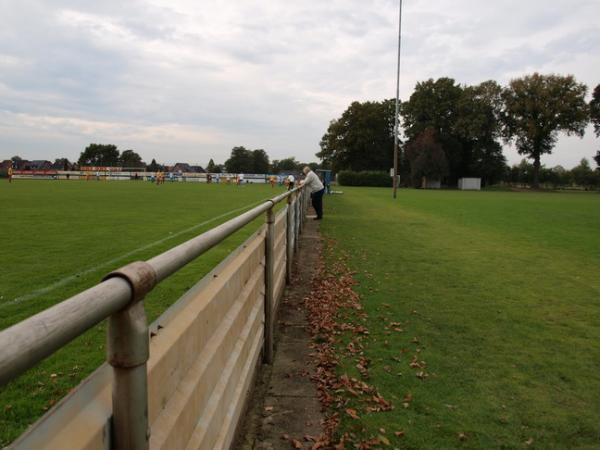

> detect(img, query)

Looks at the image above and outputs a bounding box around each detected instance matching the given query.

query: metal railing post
[104,262,157,450]
[304,189,309,222]
[298,189,305,232]
[294,191,300,252]
[263,204,275,364]
[286,195,293,283]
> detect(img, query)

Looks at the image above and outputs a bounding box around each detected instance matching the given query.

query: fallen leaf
[378,434,390,446]
[345,408,359,419]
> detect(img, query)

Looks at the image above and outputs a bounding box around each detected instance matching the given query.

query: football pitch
[320,188,600,448]
[0,180,283,445]
[2,181,600,447]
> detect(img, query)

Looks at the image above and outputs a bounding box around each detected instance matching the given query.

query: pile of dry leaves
[302,245,397,449]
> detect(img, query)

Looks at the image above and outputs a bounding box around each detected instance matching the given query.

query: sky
[0,0,599,168]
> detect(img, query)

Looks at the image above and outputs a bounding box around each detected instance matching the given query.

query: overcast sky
[0,0,599,168]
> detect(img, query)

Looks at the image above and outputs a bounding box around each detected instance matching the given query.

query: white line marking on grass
[3,202,263,308]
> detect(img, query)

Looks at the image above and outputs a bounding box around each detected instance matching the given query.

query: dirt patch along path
[234,215,324,450]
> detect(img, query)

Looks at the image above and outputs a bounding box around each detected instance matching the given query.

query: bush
[337,171,392,187]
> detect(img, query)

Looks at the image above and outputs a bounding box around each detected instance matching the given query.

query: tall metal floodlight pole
[393,0,403,199]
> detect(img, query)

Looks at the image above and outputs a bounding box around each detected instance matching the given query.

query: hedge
[337,171,392,187]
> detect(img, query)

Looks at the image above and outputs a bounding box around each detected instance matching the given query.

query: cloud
[0,0,598,167]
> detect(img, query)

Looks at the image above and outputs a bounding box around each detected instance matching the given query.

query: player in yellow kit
[7,166,13,183]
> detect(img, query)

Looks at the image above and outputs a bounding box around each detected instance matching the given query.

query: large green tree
[590,84,600,137]
[119,149,144,167]
[251,149,270,173]
[78,143,120,166]
[223,147,271,173]
[317,99,395,172]
[402,77,463,140]
[224,146,253,173]
[402,78,506,185]
[501,73,588,188]
[455,81,508,185]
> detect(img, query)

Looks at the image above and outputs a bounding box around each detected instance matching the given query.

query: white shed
[458,178,481,190]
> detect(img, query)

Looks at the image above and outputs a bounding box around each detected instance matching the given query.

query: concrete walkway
[234,216,324,450]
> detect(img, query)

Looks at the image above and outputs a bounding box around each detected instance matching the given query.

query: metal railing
[0,186,310,450]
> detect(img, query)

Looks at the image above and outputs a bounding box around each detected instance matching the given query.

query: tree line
[319,73,600,189]
[221,146,319,174]
[5,144,319,175]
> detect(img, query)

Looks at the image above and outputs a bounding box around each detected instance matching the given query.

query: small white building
[458,177,482,190]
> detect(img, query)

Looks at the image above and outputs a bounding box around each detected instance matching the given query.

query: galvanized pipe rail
[0,185,308,450]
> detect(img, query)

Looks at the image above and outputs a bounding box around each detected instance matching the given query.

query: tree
[405,128,449,186]
[455,81,507,185]
[271,157,300,173]
[594,151,600,169]
[402,78,463,140]
[78,143,120,166]
[318,99,395,172]
[224,146,254,173]
[509,159,535,186]
[501,73,588,188]
[590,84,600,137]
[402,78,507,185]
[54,158,72,170]
[120,149,144,167]
[304,161,320,171]
[401,78,463,182]
[571,158,595,189]
[206,158,217,173]
[251,149,270,173]
[147,158,160,172]
[546,165,571,188]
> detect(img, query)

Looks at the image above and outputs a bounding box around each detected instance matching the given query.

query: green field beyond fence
[2,182,600,448]
[0,181,283,445]
[320,188,600,448]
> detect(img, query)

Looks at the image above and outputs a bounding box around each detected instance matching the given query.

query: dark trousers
[311,188,325,219]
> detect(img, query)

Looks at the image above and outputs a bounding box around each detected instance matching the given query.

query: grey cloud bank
[0,0,598,168]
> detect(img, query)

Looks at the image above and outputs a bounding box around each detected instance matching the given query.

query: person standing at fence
[300,166,325,220]
[287,174,295,191]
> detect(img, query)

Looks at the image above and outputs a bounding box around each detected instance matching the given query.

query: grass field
[0,180,285,446]
[320,188,600,449]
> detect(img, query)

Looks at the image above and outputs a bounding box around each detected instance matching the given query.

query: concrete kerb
[233,213,323,450]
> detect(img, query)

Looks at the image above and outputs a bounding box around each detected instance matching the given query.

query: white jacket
[301,171,324,193]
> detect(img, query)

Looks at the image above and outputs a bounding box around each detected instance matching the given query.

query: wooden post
[263,205,275,364]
